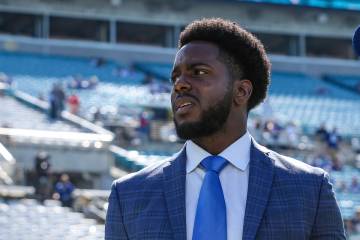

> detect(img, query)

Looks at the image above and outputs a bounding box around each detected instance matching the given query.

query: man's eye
[194,69,207,75]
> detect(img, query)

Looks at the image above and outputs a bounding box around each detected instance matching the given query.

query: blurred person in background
[106,18,345,239]
[327,127,341,150]
[68,75,98,89]
[53,173,75,207]
[315,123,328,142]
[284,121,299,147]
[138,111,151,142]
[348,207,360,235]
[54,82,66,113]
[331,155,343,171]
[49,86,58,119]
[248,118,264,143]
[91,57,105,68]
[34,151,52,203]
[92,107,101,123]
[349,177,360,193]
[354,208,360,233]
[311,152,332,172]
[336,180,348,193]
[67,92,80,115]
[49,83,66,119]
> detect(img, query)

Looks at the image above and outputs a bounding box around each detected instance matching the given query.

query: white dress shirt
[185,131,251,240]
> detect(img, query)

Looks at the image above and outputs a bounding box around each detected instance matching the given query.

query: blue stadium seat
[324,75,360,94]
[266,72,360,136]
[135,62,172,81]
[0,51,145,85]
[0,199,104,239]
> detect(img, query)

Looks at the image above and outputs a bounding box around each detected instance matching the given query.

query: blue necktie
[192,156,228,240]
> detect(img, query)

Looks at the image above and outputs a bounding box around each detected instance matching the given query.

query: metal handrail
[0,142,15,185]
[0,142,15,164]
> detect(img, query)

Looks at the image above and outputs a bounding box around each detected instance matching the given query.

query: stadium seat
[0,199,104,239]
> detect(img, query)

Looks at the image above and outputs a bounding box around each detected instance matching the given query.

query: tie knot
[201,156,228,173]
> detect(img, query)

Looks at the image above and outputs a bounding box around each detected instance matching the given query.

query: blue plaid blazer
[105,139,345,239]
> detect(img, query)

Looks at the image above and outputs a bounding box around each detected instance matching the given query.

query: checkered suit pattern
[105,139,345,240]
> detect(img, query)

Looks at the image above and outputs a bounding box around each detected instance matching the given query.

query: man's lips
[176,102,193,114]
[176,101,193,110]
[174,95,198,112]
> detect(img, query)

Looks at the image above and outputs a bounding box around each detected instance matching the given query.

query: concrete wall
[5,142,112,174]
[4,141,114,188]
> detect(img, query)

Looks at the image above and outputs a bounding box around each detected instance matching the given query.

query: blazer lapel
[163,147,187,240]
[243,139,274,240]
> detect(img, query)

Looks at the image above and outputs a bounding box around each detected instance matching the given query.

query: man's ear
[233,79,252,106]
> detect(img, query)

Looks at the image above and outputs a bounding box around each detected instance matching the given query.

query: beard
[174,88,233,140]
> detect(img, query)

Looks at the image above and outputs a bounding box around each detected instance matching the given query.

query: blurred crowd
[249,118,301,149]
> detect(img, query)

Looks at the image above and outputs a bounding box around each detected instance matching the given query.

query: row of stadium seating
[0,53,360,135]
[135,62,360,100]
[331,165,360,186]
[268,95,360,136]
[0,52,145,85]
[2,52,360,136]
[110,145,169,171]
[134,62,360,135]
[0,199,104,240]
[2,51,359,100]
[324,75,360,93]
[268,72,360,136]
[135,62,172,81]
[135,62,171,81]
[270,72,360,100]
[332,166,360,220]
[10,76,170,114]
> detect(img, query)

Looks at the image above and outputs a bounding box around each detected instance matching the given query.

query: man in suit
[105,18,345,239]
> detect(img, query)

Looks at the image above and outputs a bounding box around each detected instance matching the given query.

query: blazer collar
[162,139,274,240]
[243,138,274,240]
[162,146,187,240]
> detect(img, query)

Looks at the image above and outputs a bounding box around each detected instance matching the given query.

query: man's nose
[174,75,191,93]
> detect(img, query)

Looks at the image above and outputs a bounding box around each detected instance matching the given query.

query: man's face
[170,41,234,140]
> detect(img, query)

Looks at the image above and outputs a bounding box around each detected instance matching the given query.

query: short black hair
[179,18,271,111]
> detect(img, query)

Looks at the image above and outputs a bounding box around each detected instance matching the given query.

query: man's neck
[192,126,247,155]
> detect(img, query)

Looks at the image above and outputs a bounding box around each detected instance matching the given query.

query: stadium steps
[0,94,83,132]
[0,198,104,240]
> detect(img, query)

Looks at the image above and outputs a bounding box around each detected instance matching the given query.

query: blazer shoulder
[264,149,330,196]
[268,149,326,178]
[112,155,175,190]
[253,139,325,177]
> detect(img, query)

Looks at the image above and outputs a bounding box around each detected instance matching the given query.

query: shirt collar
[186,131,251,174]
